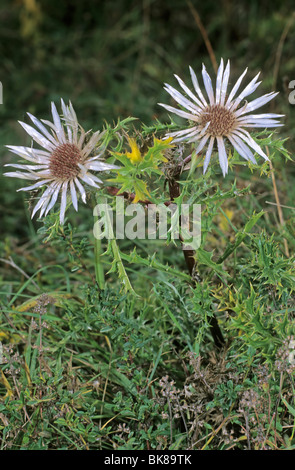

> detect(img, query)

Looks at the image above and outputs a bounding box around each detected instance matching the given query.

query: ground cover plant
[0,0,295,450]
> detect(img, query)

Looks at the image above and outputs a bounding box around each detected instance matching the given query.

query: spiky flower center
[200,104,237,137]
[49,143,82,180]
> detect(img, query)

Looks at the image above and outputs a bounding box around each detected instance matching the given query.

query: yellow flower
[126,137,142,164]
[154,136,173,146]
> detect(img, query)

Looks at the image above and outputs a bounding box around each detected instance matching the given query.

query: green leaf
[196,248,229,278]
[217,211,264,264]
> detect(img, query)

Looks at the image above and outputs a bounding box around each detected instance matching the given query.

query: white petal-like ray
[32,184,56,219]
[194,134,210,153]
[60,181,68,224]
[174,74,205,109]
[237,119,281,127]
[5,145,51,162]
[74,177,87,204]
[88,173,103,184]
[51,102,66,144]
[203,136,214,174]
[229,73,261,111]
[69,101,78,123]
[215,58,224,105]
[166,127,199,138]
[181,122,210,144]
[4,172,44,181]
[237,130,268,158]
[242,121,283,128]
[237,113,284,121]
[189,66,208,107]
[164,84,201,115]
[202,64,215,105]
[4,163,48,171]
[85,162,119,171]
[78,127,87,149]
[238,92,279,115]
[232,129,268,160]
[158,103,200,121]
[81,130,103,158]
[6,145,50,163]
[227,134,257,163]
[17,179,53,192]
[80,173,100,188]
[169,127,200,143]
[18,121,56,151]
[45,183,62,216]
[87,152,106,162]
[70,179,78,211]
[67,101,79,145]
[39,191,55,218]
[220,60,230,106]
[225,67,248,107]
[216,136,228,176]
[27,113,58,146]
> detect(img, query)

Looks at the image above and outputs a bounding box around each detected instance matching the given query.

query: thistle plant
[3,59,288,349]
[2,57,294,450]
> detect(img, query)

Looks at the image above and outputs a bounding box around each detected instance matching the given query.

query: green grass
[0,0,295,450]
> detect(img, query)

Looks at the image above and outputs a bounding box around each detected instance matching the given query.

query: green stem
[168,172,225,349]
[93,196,105,290]
[93,194,135,293]
[119,249,192,282]
[94,232,105,290]
[109,237,135,294]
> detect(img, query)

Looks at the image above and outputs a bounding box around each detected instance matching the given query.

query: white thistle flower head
[159,58,284,176]
[4,99,118,223]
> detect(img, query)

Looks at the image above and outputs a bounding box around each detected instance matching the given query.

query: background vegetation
[0,0,294,450]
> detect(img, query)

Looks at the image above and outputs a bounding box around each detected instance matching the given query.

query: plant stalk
[93,196,105,290]
[168,172,225,349]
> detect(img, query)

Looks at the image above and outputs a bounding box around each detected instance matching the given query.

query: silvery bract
[159,59,283,176]
[4,100,117,223]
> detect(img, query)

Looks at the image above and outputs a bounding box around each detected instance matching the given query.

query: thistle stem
[93,196,105,290]
[94,232,105,290]
[168,172,225,349]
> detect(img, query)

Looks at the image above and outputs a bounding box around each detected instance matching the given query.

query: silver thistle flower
[159,58,283,176]
[4,100,117,223]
